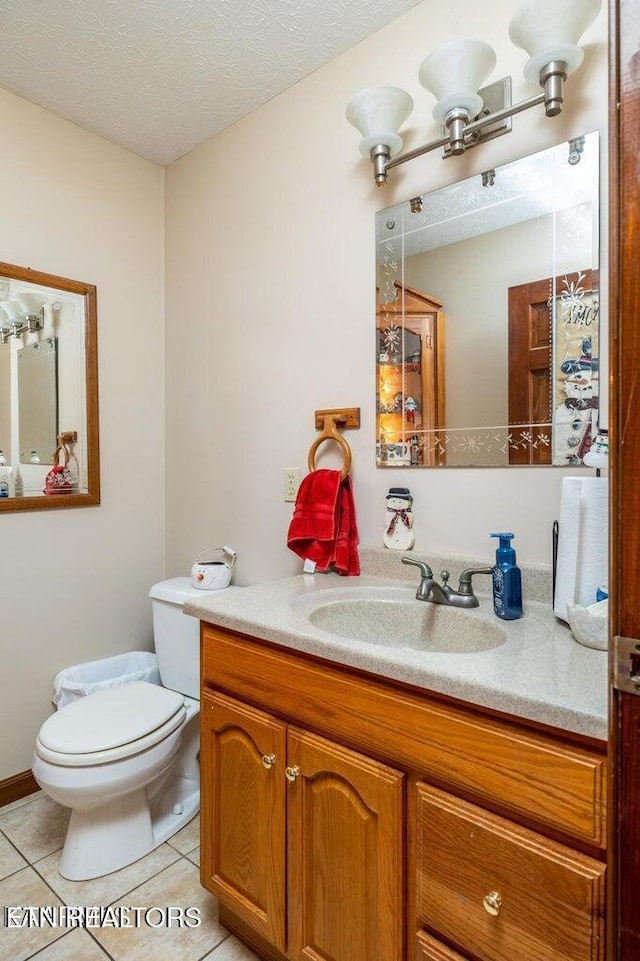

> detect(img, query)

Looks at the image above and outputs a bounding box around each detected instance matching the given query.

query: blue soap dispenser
[490,533,523,620]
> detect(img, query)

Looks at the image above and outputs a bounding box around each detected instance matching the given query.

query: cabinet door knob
[482,891,503,916]
[285,765,301,782]
[261,754,277,769]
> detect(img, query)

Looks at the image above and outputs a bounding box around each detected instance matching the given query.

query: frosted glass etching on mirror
[376,132,600,467]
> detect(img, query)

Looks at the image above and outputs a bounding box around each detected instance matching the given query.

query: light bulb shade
[346,86,413,157]
[15,292,47,314]
[509,0,601,83]
[0,300,23,321]
[418,40,496,124]
[0,306,13,329]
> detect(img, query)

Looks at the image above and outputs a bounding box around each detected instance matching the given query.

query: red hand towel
[287,469,360,576]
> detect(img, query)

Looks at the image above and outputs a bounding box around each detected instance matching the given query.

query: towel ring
[308,416,352,480]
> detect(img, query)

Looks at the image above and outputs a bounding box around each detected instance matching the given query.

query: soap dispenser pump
[490,532,523,620]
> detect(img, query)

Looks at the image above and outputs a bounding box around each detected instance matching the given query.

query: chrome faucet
[402,557,492,609]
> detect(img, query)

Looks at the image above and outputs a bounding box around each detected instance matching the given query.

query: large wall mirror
[0,262,99,511]
[376,132,601,468]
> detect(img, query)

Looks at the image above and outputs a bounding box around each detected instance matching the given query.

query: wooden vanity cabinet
[200,688,404,961]
[200,625,607,961]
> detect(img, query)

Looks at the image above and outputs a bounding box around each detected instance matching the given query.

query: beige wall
[404,205,595,465]
[0,89,165,779]
[165,0,608,586]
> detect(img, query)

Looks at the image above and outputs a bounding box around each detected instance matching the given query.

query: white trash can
[52,651,161,710]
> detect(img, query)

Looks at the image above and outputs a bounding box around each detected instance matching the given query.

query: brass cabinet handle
[482,891,503,916]
[285,765,301,782]
[261,754,277,770]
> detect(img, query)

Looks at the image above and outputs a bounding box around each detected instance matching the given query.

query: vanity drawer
[202,626,606,847]
[416,931,470,960]
[411,782,606,961]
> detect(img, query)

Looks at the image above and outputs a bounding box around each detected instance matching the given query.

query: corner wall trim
[0,770,39,808]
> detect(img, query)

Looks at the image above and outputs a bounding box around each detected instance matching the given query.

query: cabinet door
[286,726,404,961]
[411,782,606,961]
[200,690,286,950]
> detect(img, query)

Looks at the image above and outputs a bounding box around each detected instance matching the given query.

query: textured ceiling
[0,0,422,165]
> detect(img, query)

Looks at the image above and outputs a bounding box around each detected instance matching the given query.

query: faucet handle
[402,557,433,579]
[458,567,493,596]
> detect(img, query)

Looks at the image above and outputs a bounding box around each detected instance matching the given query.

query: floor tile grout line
[21,911,233,961]
[29,858,74,906]
[97,847,188,908]
[16,923,68,961]
[167,841,200,857]
[6,861,238,961]
[195,931,232,960]
[0,860,31,884]
[0,825,30,875]
[0,796,72,865]
[28,844,64,867]
[34,847,195,911]
[23,926,115,961]
[86,925,118,961]
[20,856,204,961]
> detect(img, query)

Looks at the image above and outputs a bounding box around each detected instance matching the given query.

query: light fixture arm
[375,62,568,187]
[383,131,449,173]
[0,308,45,343]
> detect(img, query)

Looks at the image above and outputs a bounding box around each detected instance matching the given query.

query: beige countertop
[186,548,608,742]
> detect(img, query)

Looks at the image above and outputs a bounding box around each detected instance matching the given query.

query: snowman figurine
[583,429,609,470]
[383,487,415,551]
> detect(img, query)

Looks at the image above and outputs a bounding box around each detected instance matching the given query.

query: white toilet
[32,577,216,881]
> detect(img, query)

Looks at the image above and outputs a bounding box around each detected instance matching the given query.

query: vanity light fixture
[346,0,601,187]
[0,292,47,343]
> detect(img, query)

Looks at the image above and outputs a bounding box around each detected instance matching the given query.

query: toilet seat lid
[38,682,185,755]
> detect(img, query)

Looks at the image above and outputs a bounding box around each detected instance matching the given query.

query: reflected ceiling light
[0,293,47,343]
[346,0,601,187]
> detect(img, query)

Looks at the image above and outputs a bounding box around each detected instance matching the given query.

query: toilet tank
[148,577,220,700]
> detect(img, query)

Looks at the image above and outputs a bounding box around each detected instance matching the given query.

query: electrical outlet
[283,468,300,502]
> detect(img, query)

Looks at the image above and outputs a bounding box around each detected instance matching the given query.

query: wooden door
[508,271,599,466]
[507,278,553,464]
[200,690,287,950]
[286,726,404,961]
[610,0,640,957]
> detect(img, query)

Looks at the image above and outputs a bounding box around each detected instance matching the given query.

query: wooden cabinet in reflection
[377,282,445,466]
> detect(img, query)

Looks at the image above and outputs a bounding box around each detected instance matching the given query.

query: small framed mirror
[0,261,99,511]
[376,132,601,467]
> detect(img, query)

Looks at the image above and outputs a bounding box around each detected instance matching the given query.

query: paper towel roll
[553,476,608,622]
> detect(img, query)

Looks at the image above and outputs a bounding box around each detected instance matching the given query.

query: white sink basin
[294,586,507,653]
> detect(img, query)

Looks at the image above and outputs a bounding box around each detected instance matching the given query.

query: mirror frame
[0,261,100,512]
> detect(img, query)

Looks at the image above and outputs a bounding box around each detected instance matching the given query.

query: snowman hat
[386,487,412,501]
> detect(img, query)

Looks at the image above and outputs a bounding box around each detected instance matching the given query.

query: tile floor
[0,792,260,961]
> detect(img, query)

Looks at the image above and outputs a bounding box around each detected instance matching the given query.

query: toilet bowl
[32,577,220,881]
